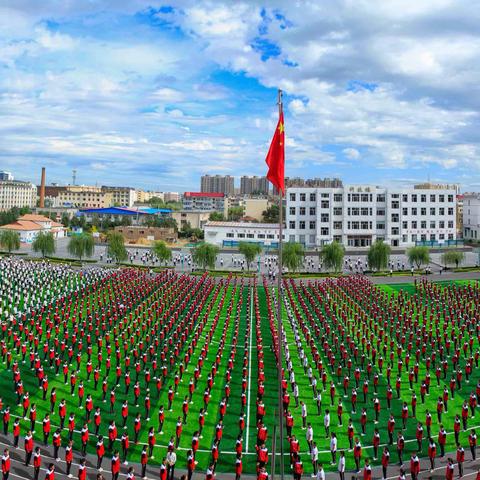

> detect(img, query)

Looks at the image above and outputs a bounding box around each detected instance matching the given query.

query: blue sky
[1,0,480,191]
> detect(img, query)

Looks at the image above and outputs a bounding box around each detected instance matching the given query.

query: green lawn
[1,264,480,476]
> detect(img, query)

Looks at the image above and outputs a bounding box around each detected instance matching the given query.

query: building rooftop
[184,192,224,198]
[205,221,279,229]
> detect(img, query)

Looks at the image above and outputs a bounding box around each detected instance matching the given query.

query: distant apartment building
[463,193,480,241]
[286,184,457,248]
[0,180,37,211]
[172,210,211,230]
[163,192,180,202]
[136,190,164,203]
[0,171,14,181]
[200,175,235,196]
[58,188,113,209]
[240,176,269,195]
[272,177,343,195]
[183,192,225,211]
[101,186,137,207]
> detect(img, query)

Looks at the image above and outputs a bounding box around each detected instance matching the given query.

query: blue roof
[79,207,148,216]
[137,207,172,214]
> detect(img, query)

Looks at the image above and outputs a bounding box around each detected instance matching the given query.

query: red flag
[265,111,285,194]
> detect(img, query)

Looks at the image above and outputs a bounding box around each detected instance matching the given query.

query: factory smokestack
[39,167,46,208]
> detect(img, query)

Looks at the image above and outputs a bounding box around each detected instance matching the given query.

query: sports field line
[245,285,253,454]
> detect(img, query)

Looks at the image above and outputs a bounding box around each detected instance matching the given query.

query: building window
[320,213,329,222]
[310,193,316,202]
[377,209,385,216]
[334,194,343,202]
[309,221,316,230]
[289,207,296,215]
[321,227,329,235]
[448,207,454,215]
[439,221,445,228]
[439,195,445,202]
[289,193,296,201]
[402,194,408,202]
[309,207,316,215]
[402,221,408,229]
[333,207,342,216]
[226,233,234,238]
[402,208,408,215]
[377,223,385,230]
[430,221,436,228]
[448,221,454,228]
[421,194,427,202]
[421,208,427,215]
[333,221,342,229]
[237,233,245,238]
[247,234,254,238]
[300,193,306,202]
[299,221,305,229]
[391,201,399,209]
[411,221,417,229]
[439,207,445,215]
[391,227,399,235]
[421,221,427,229]
[257,234,265,239]
[321,200,329,208]
[289,221,295,229]
[377,194,386,202]
[299,207,306,215]
[411,207,417,215]
[391,213,399,222]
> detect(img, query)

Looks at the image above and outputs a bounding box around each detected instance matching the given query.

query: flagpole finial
[277,89,283,111]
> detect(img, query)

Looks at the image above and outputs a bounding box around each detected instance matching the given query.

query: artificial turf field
[1,261,480,476]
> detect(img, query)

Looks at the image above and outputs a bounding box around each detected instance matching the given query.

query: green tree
[367,240,391,271]
[407,246,430,269]
[282,242,305,273]
[441,250,465,269]
[262,204,279,223]
[209,212,225,221]
[239,242,262,271]
[192,243,219,270]
[67,233,95,261]
[0,230,20,253]
[32,231,56,257]
[227,206,244,221]
[320,241,345,273]
[153,240,172,265]
[60,213,70,227]
[107,232,128,263]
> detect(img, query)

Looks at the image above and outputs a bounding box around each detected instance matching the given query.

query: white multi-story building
[286,184,457,248]
[0,180,37,211]
[183,192,225,211]
[204,221,281,247]
[463,193,480,241]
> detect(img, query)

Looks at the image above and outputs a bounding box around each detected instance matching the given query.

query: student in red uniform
[96,436,105,471]
[111,451,120,480]
[381,447,390,480]
[33,447,41,480]
[428,437,436,472]
[12,418,20,448]
[140,446,148,479]
[410,452,420,480]
[187,449,197,480]
[457,443,465,477]
[446,458,455,480]
[65,440,73,478]
[1,449,10,480]
[44,463,55,480]
[24,430,34,466]
[293,455,304,480]
[77,459,87,480]
[235,453,242,480]
[363,459,372,480]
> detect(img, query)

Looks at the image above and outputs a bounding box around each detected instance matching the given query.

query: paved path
[1,430,480,480]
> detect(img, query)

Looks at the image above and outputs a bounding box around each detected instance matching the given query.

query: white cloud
[343,148,360,160]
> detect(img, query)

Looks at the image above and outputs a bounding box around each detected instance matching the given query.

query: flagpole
[276,88,285,480]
